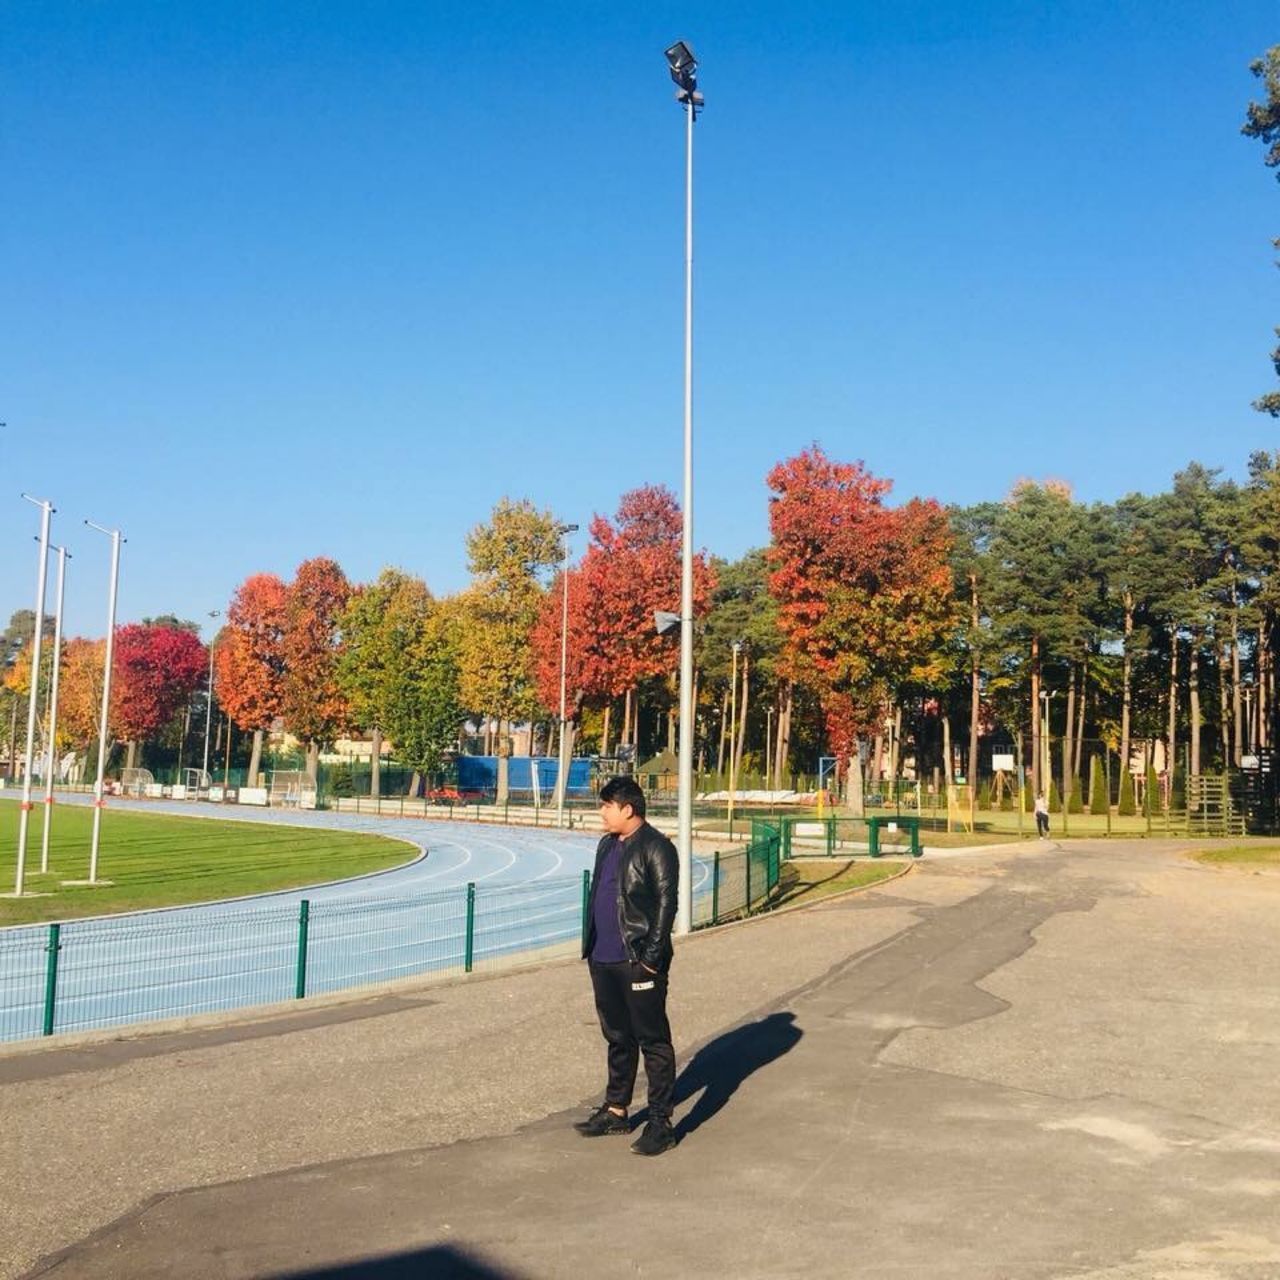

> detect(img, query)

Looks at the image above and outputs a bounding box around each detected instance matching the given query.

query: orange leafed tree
[214,573,289,784]
[530,485,714,752]
[767,445,952,780]
[281,557,351,780]
[56,637,107,752]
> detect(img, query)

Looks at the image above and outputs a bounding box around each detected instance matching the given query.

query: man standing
[575,776,679,1156]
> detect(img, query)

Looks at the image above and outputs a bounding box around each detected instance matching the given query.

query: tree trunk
[1073,662,1087,782]
[1064,664,1077,803]
[370,727,382,798]
[1260,620,1271,751]
[305,740,320,784]
[849,734,865,816]
[1189,635,1201,778]
[1120,594,1134,781]
[889,705,903,786]
[1030,636,1042,794]
[1232,609,1243,767]
[601,702,612,757]
[734,652,750,781]
[125,740,138,772]
[621,688,633,750]
[248,728,264,787]
[716,687,729,777]
[774,682,793,788]
[968,570,981,788]
[1168,631,1179,781]
[1218,640,1231,769]
[942,714,953,788]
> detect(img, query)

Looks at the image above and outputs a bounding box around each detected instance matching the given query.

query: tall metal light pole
[727,640,742,835]
[555,523,579,827]
[40,544,69,874]
[202,609,220,785]
[665,39,703,936]
[81,521,123,887]
[13,495,53,896]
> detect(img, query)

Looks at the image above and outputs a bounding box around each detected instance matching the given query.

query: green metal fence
[774,815,923,860]
[0,831,787,1043]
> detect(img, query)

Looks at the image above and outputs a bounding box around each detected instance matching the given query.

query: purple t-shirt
[591,836,628,963]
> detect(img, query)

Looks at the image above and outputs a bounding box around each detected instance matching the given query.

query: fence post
[910,820,921,858]
[869,819,881,858]
[295,899,310,999]
[745,842,753,911]
[42,923,62,1037]
[580,869,591,952]
[712,851,720,923]
[465,882,476,973]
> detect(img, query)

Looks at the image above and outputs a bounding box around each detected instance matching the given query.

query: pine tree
[1049,777,1062,813]
[1146,762,1162,813]
[1068,776,1084,813]
[1089,755,1109,815]
[1117,768,1136,815]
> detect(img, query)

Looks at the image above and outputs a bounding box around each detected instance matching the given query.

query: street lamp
[73,520,124,888]
[11,494,53,897]
[665,38,703,936]
[40,544,69,875]
[555,523,579,827]
[727,640,742,834]
[202,610,220,788]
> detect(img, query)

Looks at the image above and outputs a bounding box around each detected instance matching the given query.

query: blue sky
[2,0,1278,638]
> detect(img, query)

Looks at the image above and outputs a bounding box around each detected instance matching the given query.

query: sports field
[0,800,413,927]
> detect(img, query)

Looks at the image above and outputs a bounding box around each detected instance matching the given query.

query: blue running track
[0,793,711,1041]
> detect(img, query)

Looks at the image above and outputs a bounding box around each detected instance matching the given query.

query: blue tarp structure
[456,756,594,797]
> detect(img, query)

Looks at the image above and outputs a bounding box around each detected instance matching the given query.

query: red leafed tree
[531,485,714,751]
[214,573,288,784]
[281,557,351,780]
[767,446,952,792]
[110,624,209,770]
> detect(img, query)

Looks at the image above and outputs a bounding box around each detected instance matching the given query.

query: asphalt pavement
[5,838,1280,1279]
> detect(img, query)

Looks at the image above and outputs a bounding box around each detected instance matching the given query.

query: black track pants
[588,959,676,1122]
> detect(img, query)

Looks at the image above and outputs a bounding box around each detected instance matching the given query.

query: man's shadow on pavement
[636,1011,802,1141]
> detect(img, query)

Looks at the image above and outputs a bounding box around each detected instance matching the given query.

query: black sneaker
[574,1106,630,1137]
[630,1120,677,1156]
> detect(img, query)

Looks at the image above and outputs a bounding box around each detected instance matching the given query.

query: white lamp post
[202,609,220,788]
[555,523,578,827]
[12,495,53,896]
[76,521,123,887]
[665,39,703,936]
[39,544,69,874]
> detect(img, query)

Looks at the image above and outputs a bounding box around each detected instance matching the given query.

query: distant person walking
[575,776,679,1157]
[1034,791,1050,839]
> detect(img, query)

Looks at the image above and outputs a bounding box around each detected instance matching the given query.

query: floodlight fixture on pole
[12,494,54,896]
[202,610,220,785]
[654,611,681,636]
[40,544,70,875]
[665,38,704,935]
[80,520,124,887]
[555,523,579,828]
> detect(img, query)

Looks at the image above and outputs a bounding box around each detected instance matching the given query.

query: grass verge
[770,857,907,910]
[1191,842,1280,868]
[0,800,413,926]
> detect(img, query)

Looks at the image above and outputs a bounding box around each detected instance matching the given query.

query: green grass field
[0,800,414,926]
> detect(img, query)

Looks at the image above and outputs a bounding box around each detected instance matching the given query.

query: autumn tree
[56,638,107,758]
[338,569,462,795]
[214,573,288,785]
[281,558,351,781]
[457,499,563,748]
[767,446,952,808]
[110,624,208,770]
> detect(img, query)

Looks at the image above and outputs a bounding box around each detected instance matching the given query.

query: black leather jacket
[582,821,679,973]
